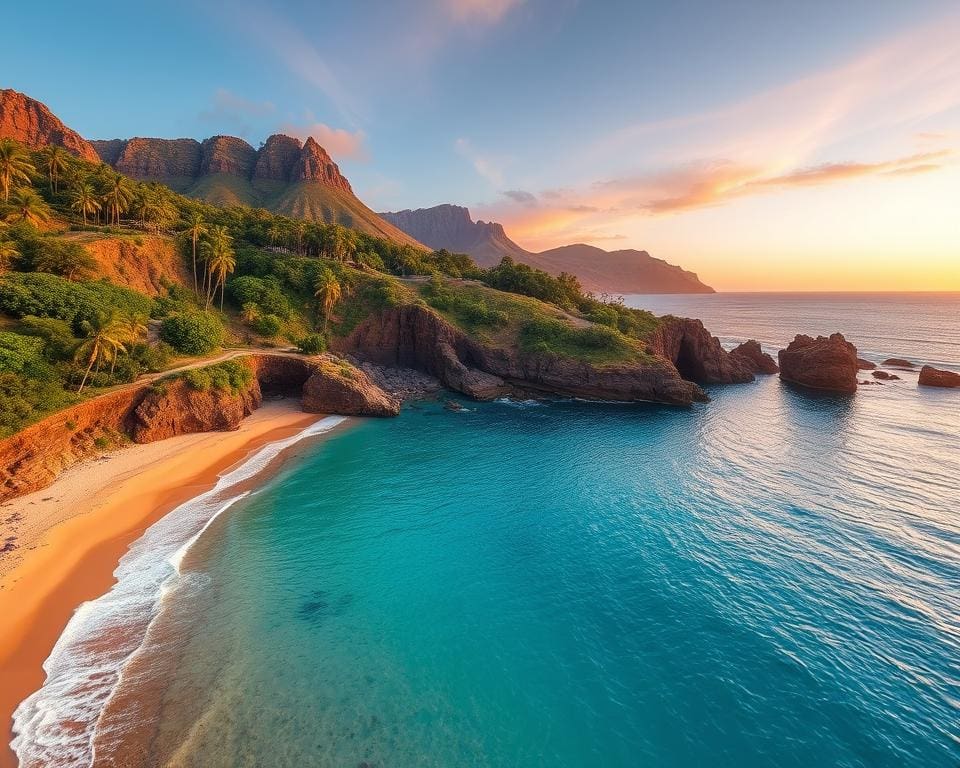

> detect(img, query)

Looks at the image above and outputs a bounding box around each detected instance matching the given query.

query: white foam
[11,415,347,768]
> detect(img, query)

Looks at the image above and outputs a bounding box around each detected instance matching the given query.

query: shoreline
[0,400,337,768]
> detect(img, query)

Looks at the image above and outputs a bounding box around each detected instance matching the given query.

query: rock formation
[0,88,99,161]
[918,365,960,388]
[380,204,715,293]
[201,135,257,177]
[334,306,756,405]
[872,370,900,381]
[778,333,859,394]
[857,358,876,370]
[729,340,779,374]
[0,354,397,502]
[302,359,400,416]
[882,358,914,368]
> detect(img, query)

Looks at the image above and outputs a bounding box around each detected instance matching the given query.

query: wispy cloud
[480,10,960,249]
[455,137,507,185]
[198,88,275,137]
[439,0,524,24]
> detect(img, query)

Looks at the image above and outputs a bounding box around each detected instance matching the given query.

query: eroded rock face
[918,365,960,388]
[335,305,712,405]
[130,377,262,443]
[729,340,779,374]
[252,134,303,181]
[778,333,858,394]
[295,137,353,191]
[200,135,257,177]
[649,318,755,384]
[113,137,203,179]
[0,88,100,161]
[302,358,400,416]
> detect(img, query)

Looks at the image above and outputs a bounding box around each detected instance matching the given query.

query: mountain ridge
[381,204,714,294]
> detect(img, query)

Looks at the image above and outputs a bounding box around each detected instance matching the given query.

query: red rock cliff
[0,88,100,162]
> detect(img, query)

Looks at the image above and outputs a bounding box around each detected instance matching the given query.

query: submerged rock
[857,358,876,370]
[882,358,914,368]
[778,333,858,394]
[872,370,900,381]
[918,365,960,388]
[729,340,779,374]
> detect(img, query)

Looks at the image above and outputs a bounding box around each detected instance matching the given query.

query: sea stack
[778,333,859,394]
[729,340,779,374]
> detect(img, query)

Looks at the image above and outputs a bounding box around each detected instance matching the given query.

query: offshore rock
[778,333,858,394]
[918,365,960,388]
[729,340,779,374]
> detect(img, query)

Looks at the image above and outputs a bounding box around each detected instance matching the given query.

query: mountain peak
[0,88,99,162]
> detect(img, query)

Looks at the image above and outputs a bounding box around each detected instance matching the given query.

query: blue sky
[7,0,960,289]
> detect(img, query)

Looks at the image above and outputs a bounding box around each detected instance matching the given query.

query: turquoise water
[14,294,960,767]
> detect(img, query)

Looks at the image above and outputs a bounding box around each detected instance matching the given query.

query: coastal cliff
[0,355,395,502]
[336,305,753,405]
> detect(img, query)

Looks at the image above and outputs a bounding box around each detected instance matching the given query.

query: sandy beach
[0,400,329,768]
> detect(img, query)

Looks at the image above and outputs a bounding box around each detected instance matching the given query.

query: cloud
[198,89,275,136]
[455,137,506,185]
[502,189,537,205]
[279,122,369,161]
[440,0,524,24]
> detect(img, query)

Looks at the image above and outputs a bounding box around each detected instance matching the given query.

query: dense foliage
[159,312,225,355]
[181,359,253,394]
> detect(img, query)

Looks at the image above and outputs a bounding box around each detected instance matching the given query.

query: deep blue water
[14,294,960,767]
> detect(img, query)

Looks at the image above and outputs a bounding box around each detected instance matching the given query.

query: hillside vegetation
[0,137,662,436]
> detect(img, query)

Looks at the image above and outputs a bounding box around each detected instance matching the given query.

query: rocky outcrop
[857,358,876,370]
[130,377,262,442]
[882,358,914,368]
[112,137,202,179]
[649,319,755,384]
[294,137,353,191]
[0,354,397,502]
[872,370,900,381]
[380,204,715,293]
[0,88,100,162]
[778,333,858,394]
[729,340,779,374]
[252,134,302,181]
[200,135,257,177]
[918,365,960,388]
[302,359,399,416]
[336,305,719,405]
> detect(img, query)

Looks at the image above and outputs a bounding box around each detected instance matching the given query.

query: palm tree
[103,171,134,226]
[183,212,207,294]
[202,226,236,310]
[267,219,286,249]
[69,182,101,225]
[40,145,69,194]
[0,139,34,203]
[0,239,18,273]
[110,314,148,374]
[5,188,51,226]
[313,269,342,333]
[74,314,128,392]
[294,220,306,255]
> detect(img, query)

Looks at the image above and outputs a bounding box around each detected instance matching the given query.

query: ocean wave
[10,415,348,768]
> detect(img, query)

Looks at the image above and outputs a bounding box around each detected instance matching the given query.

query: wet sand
[0,401,325,768]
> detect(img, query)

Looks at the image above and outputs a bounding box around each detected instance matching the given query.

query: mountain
[91,134,423,247]
[380,205,530,267]
[380,204,714,294]
[533,244,714,295]
[0,88,99,162]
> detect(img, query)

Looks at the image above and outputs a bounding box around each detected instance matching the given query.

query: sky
[6,0,960,290]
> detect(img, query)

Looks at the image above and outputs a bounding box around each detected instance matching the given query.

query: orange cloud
[279,122,369,161]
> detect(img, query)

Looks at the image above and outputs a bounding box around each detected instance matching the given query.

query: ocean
[12,293,960,767]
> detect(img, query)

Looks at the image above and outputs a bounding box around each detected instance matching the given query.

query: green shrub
[251,313,283,338]
[0,331,49,377]
[0,371,78,437]
[159,312,225,355]
[296,333,326,354]
[229,275,291,318]
[16,315,78,361]
[183,360,253,393]
[130,342,173,372]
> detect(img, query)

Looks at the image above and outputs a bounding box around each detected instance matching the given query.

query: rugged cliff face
[201,135,257,177]
[0,88,100,162]
[334,305,754,405]
[78,234,191,295]
[0,354,397,502]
